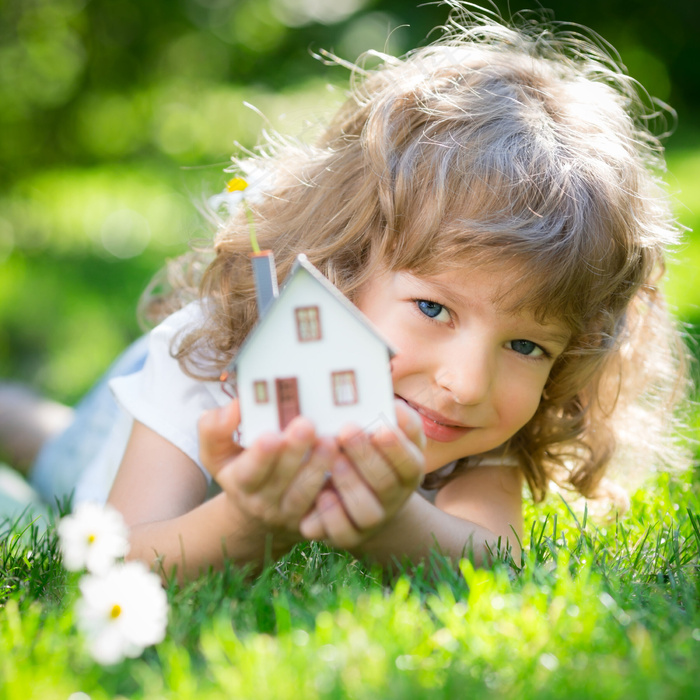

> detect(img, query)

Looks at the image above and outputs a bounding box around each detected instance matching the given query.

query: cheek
[388,353,441,413]
[388,340,430,388]
[385,323,428,379]
[497,379,545,432]
[388,353,413,392]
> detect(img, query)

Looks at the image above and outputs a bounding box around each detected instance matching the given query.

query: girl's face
[354,263,571,472]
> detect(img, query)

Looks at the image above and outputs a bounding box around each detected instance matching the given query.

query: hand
[299,400,426,549]
[199,402,336,537]
[198,400,244,475]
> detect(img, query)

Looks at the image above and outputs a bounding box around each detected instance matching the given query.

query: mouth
[398,396,474,443]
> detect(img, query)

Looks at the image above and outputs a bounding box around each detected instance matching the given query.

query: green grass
[1,471,699,699]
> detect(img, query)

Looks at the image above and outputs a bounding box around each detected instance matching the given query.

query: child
[18,5,691,579]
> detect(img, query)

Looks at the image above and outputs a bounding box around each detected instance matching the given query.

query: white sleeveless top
[73,304,228,503]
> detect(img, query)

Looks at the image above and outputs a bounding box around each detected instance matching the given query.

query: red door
[276,377,300,430]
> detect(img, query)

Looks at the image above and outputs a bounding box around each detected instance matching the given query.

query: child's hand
[199,402,335,535]
[198,400,244,475]
[299,400,426,549]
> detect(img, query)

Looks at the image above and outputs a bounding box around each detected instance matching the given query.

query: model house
[227,252,396,447]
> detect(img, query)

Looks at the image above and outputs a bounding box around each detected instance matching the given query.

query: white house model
[226,251,397,447]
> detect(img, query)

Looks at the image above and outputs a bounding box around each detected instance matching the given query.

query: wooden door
[276,377,300,430]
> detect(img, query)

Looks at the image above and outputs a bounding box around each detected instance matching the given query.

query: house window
[332,370,358,406]
[295,306,321,342]
[253,380,269,404]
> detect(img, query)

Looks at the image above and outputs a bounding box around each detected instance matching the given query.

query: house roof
[228,254,396,374]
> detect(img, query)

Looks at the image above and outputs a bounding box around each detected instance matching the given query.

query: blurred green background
[1,0,698,406]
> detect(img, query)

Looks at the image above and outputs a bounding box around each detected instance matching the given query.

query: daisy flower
[58,502,130,575]
[209,174,267,253]
[208,158,274,213]
[76,561,169,665]
[208,175,253,215]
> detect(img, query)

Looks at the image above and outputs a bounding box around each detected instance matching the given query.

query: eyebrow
[530,327,571,348]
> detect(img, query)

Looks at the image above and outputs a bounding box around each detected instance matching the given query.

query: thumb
[394,399,426,451]
[198,399,243,477]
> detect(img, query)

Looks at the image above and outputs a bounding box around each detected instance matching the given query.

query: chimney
[250,250,279,316]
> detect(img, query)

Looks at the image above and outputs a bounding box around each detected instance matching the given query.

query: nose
[436,335,493,406]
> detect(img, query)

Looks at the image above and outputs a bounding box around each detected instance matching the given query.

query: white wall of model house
[235,263,396,446]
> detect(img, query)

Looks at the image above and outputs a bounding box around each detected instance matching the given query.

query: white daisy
[58,502,130,574]
[76,561,169,665]
[207,162,274,216]
[208,176,251,214]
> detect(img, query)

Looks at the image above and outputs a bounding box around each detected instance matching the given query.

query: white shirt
[73,303,229,504]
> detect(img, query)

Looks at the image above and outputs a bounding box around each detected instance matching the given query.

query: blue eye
[416,300,444,318]
[508,340,543,357]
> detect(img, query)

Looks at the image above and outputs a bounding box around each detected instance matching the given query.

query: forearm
[354,493,520,567]
[125,493,301,582]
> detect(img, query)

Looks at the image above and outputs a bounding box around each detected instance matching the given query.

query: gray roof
[227,254,396,374]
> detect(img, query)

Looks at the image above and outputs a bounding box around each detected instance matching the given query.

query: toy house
[227,252,396,447]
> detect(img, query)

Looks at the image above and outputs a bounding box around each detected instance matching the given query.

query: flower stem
[245,203,261,254]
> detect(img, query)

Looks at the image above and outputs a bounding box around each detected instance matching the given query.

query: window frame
[253,380,269,404]
[294,305,322,342]
[331,370,359,406]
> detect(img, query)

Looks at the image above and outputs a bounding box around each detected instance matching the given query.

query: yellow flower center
[87,533,96,544]
[110,604,122,619]
[226,177,248,193]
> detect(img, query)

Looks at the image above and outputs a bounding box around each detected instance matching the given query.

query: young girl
[21,5,691,579]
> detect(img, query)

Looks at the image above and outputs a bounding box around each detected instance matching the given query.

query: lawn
[1,472,699,699]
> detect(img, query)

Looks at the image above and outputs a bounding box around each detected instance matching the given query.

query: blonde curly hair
[141,3,691,503]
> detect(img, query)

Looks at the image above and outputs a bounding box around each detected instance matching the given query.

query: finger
[313,488,363,550]
[255,416,317,502]
[279,439,336,522]
[370,423,425,488]
[198,400,243,478]
[395,399,427,451]
[216,431,284,494]
[338,424,398,495]
[299,505,327,541]
[330,454,385,531]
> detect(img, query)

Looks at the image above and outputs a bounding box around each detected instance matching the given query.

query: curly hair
[141,3,690,503]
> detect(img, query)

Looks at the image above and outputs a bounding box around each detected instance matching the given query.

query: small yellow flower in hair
[226,177,249,193]
[209,175,260,252]
[209,177,251,215]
